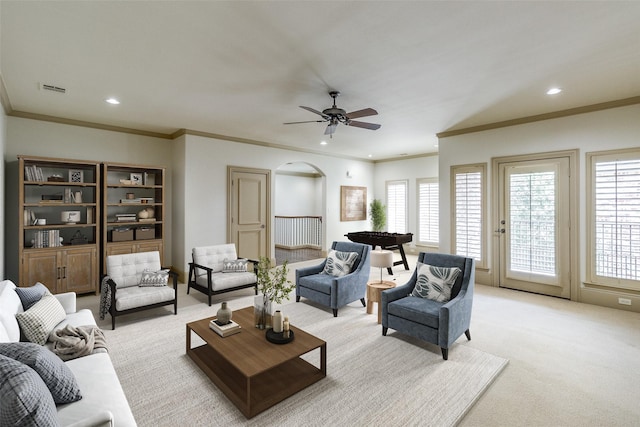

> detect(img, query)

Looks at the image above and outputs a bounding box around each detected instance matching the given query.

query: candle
[283,320,290,338]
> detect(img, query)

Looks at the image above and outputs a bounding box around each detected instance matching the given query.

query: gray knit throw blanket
[52,325,108,361]
[99,275,111,320]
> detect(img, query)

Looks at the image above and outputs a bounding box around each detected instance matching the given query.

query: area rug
[103,296,508,427]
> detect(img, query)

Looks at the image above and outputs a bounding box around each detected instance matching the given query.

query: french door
[496,154,573,298]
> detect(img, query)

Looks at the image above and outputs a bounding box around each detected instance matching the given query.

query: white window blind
[593,158,640,281]
[386,180,407,234]
[454,169,483,262]
[418,179,438,244]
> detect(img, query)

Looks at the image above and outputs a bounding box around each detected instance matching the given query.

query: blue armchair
[381,252,474,360]
[296,241,371,317]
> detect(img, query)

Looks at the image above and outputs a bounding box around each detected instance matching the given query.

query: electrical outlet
[618,297,632,306]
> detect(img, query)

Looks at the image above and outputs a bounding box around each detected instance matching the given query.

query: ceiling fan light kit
[284,91,381,137]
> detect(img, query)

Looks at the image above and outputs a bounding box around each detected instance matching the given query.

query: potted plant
[254,257,295,329]
[369,199,386,232]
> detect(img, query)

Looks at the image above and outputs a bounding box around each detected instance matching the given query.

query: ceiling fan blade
[300,106,329,119]
[283,120,326,125]
[324,123,338,135]
[346,108,378,119]
[347,120,381,130]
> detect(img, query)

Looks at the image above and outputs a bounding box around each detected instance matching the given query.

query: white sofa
[0,280,136,426]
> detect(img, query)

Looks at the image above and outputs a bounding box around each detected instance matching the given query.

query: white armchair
[104,251,178,329]
[187,244,258,306]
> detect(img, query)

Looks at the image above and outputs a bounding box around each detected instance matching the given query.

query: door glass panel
[509,170,556,277]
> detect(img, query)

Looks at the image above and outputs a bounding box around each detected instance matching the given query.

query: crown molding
[437,96,640,138]
[275,170,322,178]
[373,151,438,163]
[8,110,173,139]
[0,74,13,115]
[173,128,374,162]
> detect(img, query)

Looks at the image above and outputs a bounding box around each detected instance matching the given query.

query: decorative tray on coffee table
[265,328,295,344]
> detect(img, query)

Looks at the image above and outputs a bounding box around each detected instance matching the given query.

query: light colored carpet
[101,294,507,427]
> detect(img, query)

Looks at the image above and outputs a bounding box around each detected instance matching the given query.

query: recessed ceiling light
[105,98,120,105]
[546,88,562,95]
[320,141,327,145]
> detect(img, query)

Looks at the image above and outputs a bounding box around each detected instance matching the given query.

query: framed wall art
[68,169,84,183]
[130,173,143,185]
[340,186,367,221]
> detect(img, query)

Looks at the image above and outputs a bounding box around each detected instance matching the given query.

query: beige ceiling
[1,1,639,161]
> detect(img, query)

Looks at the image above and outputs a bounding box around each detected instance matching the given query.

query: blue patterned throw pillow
[14,282,48,310]
[0,342,82,404]
[0,354,58,427]
[322,250,359,277]
[411,262,461,302]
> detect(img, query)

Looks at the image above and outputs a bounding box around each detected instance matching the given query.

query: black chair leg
[382,326,388,336]
[332,309,338,317]
[360,298,366,307]
[441,348,448,360]
[296,295,300,302]
[465,329,471,341]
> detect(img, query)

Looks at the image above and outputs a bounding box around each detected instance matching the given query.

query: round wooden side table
[366,280,396,324]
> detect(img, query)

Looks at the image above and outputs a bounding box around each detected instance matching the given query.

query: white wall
[171,134,186,278]
[0,102,6,279]
[373,154,439,251]
[180,133,375,273]
[275,173,322,216]
[438,104,640,310]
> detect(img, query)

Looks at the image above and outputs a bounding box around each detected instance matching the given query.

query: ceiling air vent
[40,83,66,94]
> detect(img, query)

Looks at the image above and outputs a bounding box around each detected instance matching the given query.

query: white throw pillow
[15,291,66,345]
[139,269,169,287]
[411,262,461,303]
[222,258,248,273]
[322,250,359,277]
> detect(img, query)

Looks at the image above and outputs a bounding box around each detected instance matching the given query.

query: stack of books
[115,213,137,222]
[209,319,241,337]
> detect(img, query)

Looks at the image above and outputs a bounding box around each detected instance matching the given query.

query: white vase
[273,310,283,333]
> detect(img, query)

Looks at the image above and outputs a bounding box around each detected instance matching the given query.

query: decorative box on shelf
[135,227,155,240]
[111,228,133,242]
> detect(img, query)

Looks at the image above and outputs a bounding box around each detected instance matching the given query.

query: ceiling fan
[284,91,381,137]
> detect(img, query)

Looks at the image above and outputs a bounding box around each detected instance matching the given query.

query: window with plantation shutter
[418,178,438,245]
[452,164,485,266]
[588,150,640,289]
[386,180,407,234]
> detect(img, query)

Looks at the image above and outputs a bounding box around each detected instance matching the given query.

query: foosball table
[344,231,413,274]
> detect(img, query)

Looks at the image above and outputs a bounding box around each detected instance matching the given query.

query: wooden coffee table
[186,306,326,418]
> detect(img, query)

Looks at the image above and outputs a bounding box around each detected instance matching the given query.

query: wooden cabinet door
[106,242,135,257]
[136,240,164,264]
[22,250,60,293]
[62,247,97,294]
